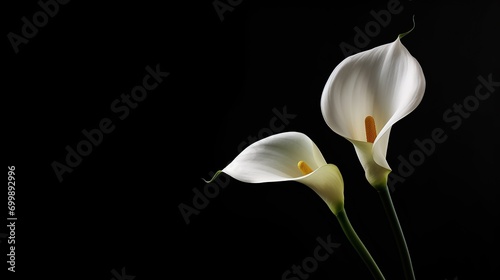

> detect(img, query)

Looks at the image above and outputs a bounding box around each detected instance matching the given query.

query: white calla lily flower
[211,131,344,214]
[208,131,386,279]
[321,36,425,188]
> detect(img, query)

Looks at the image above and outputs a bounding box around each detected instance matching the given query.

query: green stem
[336,208,385,280]
[377,186,416,280]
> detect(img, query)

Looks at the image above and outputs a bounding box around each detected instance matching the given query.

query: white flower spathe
[321,37,425,187]
[220,131,344,214]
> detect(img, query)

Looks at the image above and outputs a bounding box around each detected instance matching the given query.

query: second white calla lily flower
[211,131,345,214]
[321,36,425,188]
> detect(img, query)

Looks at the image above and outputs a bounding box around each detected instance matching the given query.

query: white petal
[222,131,327,183]
[220,132,344,213]
[321,37,425,173]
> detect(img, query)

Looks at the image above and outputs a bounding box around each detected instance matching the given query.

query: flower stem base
[377,186,416,280]
[336,208,385,280]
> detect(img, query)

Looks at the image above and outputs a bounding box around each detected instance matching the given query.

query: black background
[4,0,499,279]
